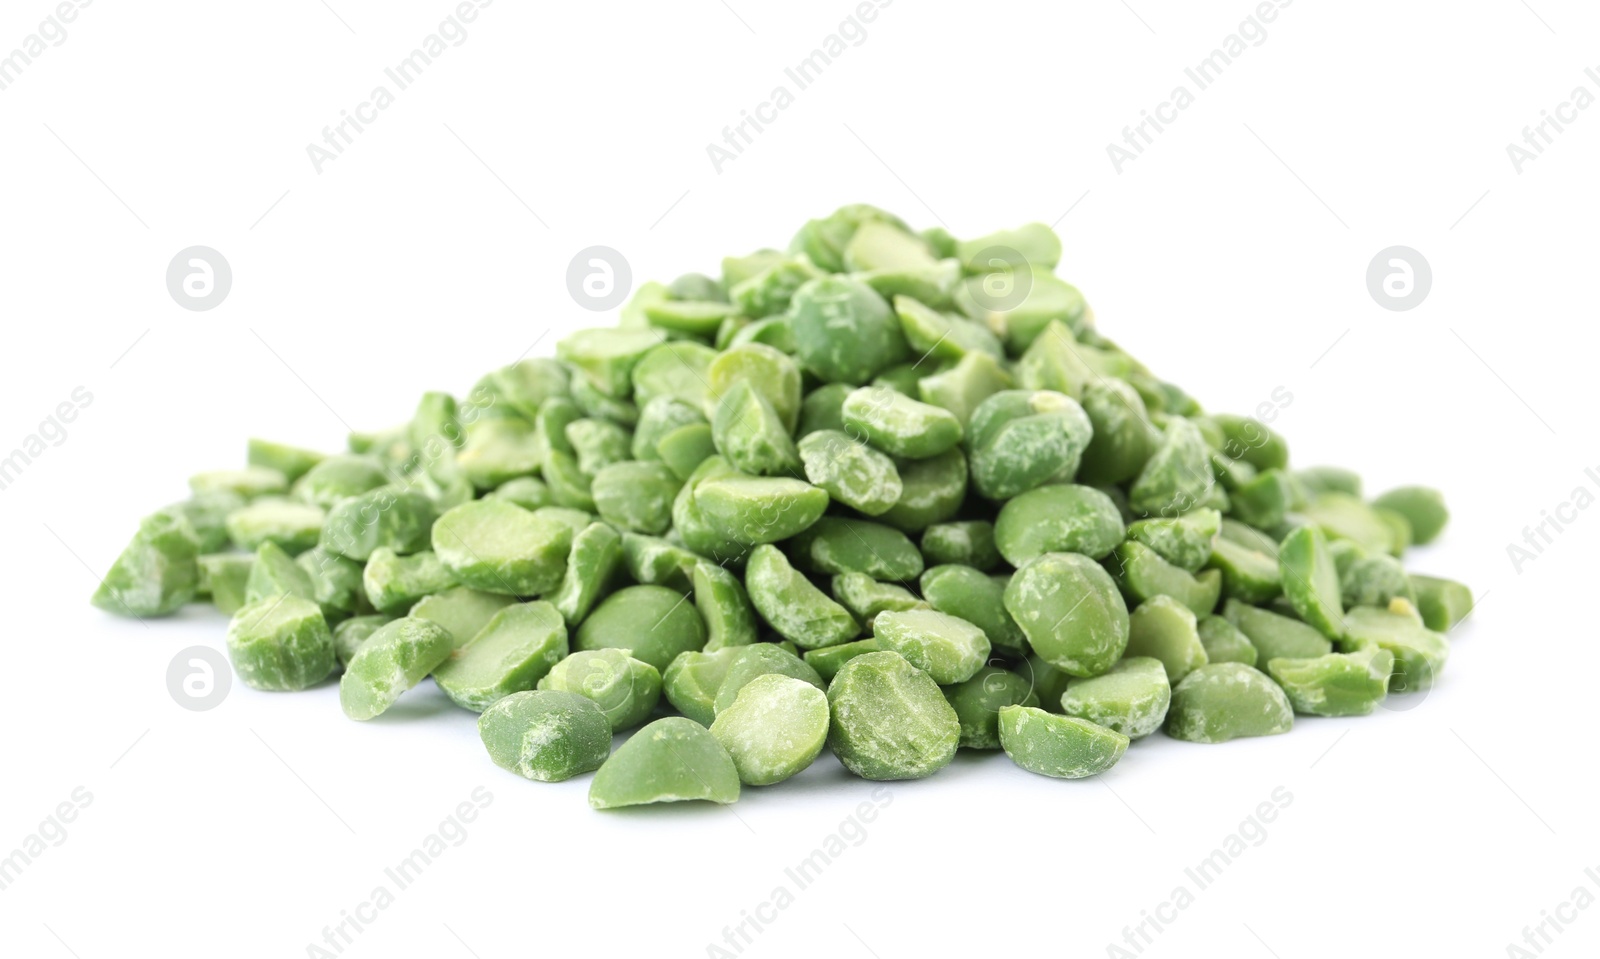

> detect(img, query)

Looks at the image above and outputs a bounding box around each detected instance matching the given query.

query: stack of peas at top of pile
[93,204,1473,808]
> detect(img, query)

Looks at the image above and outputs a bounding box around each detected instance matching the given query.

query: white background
[1,1,1596,957]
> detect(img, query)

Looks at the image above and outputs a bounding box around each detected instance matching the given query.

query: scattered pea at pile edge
[92,204,1474,810]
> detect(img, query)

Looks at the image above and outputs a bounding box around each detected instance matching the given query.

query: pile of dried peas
[93,205,1472,807]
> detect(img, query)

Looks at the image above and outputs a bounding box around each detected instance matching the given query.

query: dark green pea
[827,650,959,780]
[788,276,909,385]
[944,667,1040,749]
[1004,552,1129,677]
[726,315,797,353]
[1125,595,1208,684]
[695,560,761,652]
[588,717,739,809]
[967,390,1092,501]
[663,646,741,725]
[1076,379,1158,487]
[831,574,925,628]
[802,637,881,683]
[1197,614,1257,668]
[1229,469,1292,530]
[878,447,968,533]
[1201,413,1289,471]
[993,484,1125,566]
[842,385,964,458]
[998,706,1128,779]
[1371,486,1449,545]
[872,609,990,685]
[478,689,611,782]
[919,565,1027,657]
[797,383,854,437]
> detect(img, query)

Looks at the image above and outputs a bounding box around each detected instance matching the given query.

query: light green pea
[872,609,990,685]
[957,268,1087,355]
[1019,654,1074,713]
[711,380,802,476]
[967,390,1092,501]
[226,595,337,691]
[1016,320,1096,400]
[487,476,551,511]
[1004,552,1129,677]
[797,429,902,516]
[1128,418,1217,518]
[589,461,681,535]
[919,565,1027,657]
[432,499,573,596]
[320,488,437,562]
[1113,544,1222,617]
[878,447,968,533]
[957,222,1061,273]
[455,418,541,490]
[633,396,707,462]
[434,601,568,711]
[621,532,696,591]
[539,648,662,731]
[300,543,370,622]
[1229,469,1292,530]
[1302,492,1396,554]
[1224,599,1332,663]
[893,295,1004,363]
[802,638,881,683]
[362,548,457,614]
[224,498,325,555]
[788,517,924,582]
[1341,553,1416,611]
[943,668,1040,749]
[844,219,936,272]
[1060,657,1171,740]
[333,614,392,667]
[831,574,925,628]
[1165,663,1294,744]
[839,385,964,459]
[550,522,625,626]
[744,545,859,650]
[1266,647,1394,717]
[708,342,803,434]
[917,351,1014,427]
[1124,595,1208,684]
[1278,526,1345,640]
[827,650,960,780]
[1371,486,1449,544]
[1125,508,1219,573]
[788,276,909,385]
[155,491,245,554]
[694,474,828,546]
[711,643,825,714]
[1207,520,1283,604]
[1340,600,1449,692]
[564,418,632,478]
[993,484,1125,565]
[589,717,740,809]
[998,706,1128,779]
[657,423,718,481]
[296,456,389,510]
[574,585,707,673]
[797,382,853,436]
[245,541,315,606]
[1197,614,1257,668]
[568,367,641,427]
[190,466,288,499]
[643,298,739,336]
[410,587,516,646]
[1076,379,1158,486]
[340,616,455,720]
[711,674,830,786]
[663,647,742,725]
[247,439,324,484]
[733,255,824,319]
[555,327,663,398]
[791,204,910,272]
[478,690,611,783]
[486,357,570,419]
[694,561,760,652]
[92,512,201,618]
[198,553,254,616]
[920,521,1001,572]
[1409,574,1474,632]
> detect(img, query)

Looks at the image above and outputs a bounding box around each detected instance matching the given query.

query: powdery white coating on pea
[1266,647,1394,717]
[1059,656,1171,739]
[431,499,573,596]
[711,380,802,477]
[944,667,1040,750]
[320,488,437,562]
[226,595,337,691]
[919,520,1001,571]
[693,475,829,547]
[1165,663,1294,744]
[789,517,924,582]
[1128,418,1216,518]
[574,585,707,673]
[433,601,569,712]
[831,574,924,628]
[993,484,1126,565]
[840,386,964,459]
[1124,595,1208,685]
[967,390,1092,501]
[710,674,830,785]
[362,548,457,614]
[339,616,456,720]
[788,276,909,385]
[1003,552,1129,678]
[538,648,662,731]
[826,650,960,781]
[589,717,740,809]
[997,706,1128,779]
[1125,509,1220,573]
[478,690,611,782]
[872,609,990,685]
[92,513,201,617]
[744,545,860,650]
[797,430,903,516]
[223,498,326,554]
